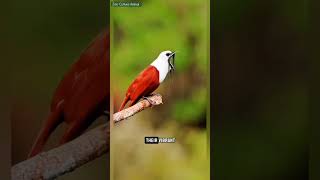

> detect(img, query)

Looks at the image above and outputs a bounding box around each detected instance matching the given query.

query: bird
[118,50,175,111]
[28,29,110,158]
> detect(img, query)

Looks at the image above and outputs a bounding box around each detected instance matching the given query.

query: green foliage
[111,0,209,179]
[172,88,207,124]
[111,0,209,94]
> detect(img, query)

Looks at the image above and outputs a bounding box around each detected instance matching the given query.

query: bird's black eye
[166,53,171,56]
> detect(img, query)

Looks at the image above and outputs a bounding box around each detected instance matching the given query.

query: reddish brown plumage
[28,29,110,158]
[119,66,160,111]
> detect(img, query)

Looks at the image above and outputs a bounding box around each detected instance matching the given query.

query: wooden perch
[12,124,109,180]
[11,94,163,180]
[113,94,163,123]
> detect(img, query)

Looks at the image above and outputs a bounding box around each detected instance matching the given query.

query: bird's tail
[118,95,130,112]
[28,109,63,158]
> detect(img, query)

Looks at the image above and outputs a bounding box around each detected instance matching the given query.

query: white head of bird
[151,50,175,83]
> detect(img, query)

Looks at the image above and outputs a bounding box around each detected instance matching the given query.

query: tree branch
[12,123,109,180]
[113,94,163,123]
[11,94,163,180]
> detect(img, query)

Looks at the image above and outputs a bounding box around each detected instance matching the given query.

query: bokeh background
[2,0,312,180]
[111,0,210,180]
[8,0,109,179]
[213,0,308,180]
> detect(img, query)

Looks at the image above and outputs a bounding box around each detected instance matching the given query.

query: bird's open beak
[168,52,175,72]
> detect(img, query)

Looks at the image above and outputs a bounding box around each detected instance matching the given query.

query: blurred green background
[111,0,209,180]
[213,0,308,180]
[8,0,109,179]
[3,0,311,180]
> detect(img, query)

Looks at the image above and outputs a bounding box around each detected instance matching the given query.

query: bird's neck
[150,58,169,83]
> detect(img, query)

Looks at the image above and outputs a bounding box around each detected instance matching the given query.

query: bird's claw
[142,96,156,106]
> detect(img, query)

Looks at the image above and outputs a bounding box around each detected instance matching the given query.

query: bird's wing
[51,29,109,110]
[127,66,160,104]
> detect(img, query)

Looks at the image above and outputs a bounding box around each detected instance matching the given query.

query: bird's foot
[142,96,156,106]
